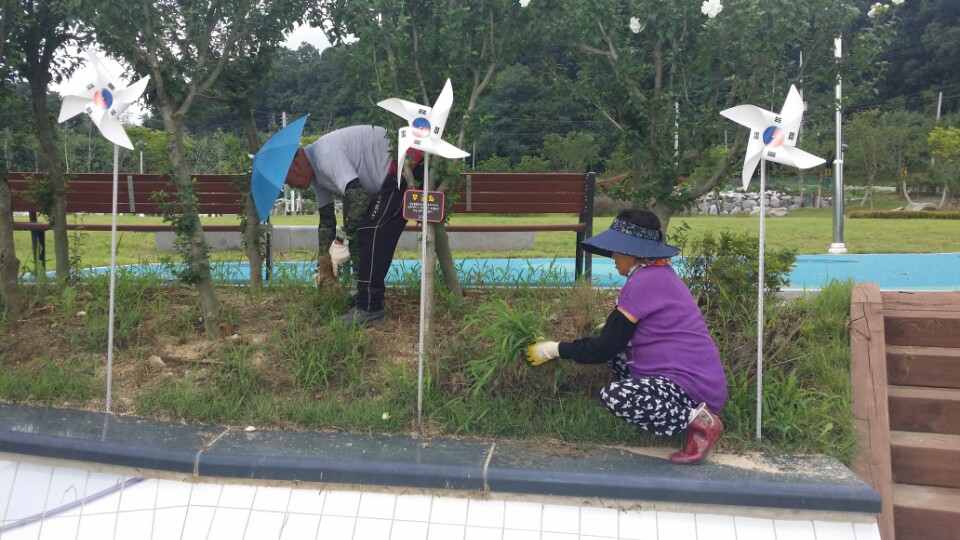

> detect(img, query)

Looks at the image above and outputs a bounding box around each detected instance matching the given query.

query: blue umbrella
[252,114,309,221]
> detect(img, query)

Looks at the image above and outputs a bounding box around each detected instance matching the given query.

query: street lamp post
[136,140,145,174]
[829,37,848,254]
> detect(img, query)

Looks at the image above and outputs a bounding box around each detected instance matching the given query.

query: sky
[52,23,330,127]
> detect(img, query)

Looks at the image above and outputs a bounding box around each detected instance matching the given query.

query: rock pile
[684,190,834,217]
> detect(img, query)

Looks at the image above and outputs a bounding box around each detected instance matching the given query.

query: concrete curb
[0,403,880,514]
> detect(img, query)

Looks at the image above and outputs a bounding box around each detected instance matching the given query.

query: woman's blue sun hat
[582,217,680,259]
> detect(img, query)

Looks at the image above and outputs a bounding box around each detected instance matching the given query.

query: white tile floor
[0,453,881,540]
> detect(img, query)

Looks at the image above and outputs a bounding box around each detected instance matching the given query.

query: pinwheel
[57,49,149,413]
[377,79,470,423]
[720,85,825,189]
[377,78,470,186]
[720,85,824,441]
[58,50,149,150]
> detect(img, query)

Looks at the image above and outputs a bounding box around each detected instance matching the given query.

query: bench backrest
[7,172,243,215]
[454,172,594,217]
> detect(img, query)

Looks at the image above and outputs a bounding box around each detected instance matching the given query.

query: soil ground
[0,284,610,419]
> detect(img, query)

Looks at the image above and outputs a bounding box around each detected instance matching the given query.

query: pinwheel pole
[378,79,470,424]
[58,50,148,413]
[417,155,432,422]
[756,159,768,440]
[720,85,824,439]
[105,144,121,412]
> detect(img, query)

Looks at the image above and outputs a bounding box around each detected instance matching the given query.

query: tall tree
[525,0,900,230]
[878,0,960,114]
[882,109,933,203]
[318,0,540,299]
[207,0,309,293]
[7,0,86,281]
[846,109,893,208]
[928,125,960,208]
[91,0,269,336]
[0,0,20,322]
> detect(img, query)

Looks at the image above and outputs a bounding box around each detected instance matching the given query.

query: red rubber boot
[669,404,724,464]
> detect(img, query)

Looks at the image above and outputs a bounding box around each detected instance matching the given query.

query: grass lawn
[12,207,960,271]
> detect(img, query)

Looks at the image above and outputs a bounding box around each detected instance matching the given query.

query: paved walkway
[0,404,882,540]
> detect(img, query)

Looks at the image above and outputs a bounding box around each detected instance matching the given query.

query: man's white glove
[328,240,350,277]
[525,340,560,366]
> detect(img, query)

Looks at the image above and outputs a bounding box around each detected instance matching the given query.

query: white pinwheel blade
[114,76,149,104]
[741,152,762,189]
[418,137,470,160]
[378,97,429,122]
[720,104,771,130]
[59,95,93,122]
[396,127,413,187]
[765,146,826,170]
[779,85,805,127]
[91,111,134,149]
[428,79,455,138]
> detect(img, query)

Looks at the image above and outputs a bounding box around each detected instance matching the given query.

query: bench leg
[29,231,46,274]
[575,232,584,281]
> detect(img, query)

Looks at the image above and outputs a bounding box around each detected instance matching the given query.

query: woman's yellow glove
[525,340,560,366]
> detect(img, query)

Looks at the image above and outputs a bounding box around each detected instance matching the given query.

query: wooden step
[893,483,960,540]
[890,431,960,489]
[884,309,960,348]
[887,345,960,389]
[882,291,960,312]
[888,386,960,435]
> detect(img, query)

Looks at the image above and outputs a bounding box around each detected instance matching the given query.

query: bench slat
[450,202,585,214]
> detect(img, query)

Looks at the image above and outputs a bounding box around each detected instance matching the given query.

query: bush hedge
[848,209,960,219]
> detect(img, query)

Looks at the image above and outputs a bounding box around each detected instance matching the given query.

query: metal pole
[106,144,120,413]
[829,36,847,254]
[756,159,766,440]
[417,155,430,425]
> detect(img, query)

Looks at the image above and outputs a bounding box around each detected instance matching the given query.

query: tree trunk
[413,162,463,300]
[0,171,21,326]
[27,74,69,282]
[235,103,264,292]
[164,112,221,337]
[434,224,462,299]
[901,178,915,204]
[937,182,949,210]
[647,199,675,238]
[423,222,437,352]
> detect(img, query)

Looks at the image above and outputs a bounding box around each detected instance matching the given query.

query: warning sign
[403,190,445,223]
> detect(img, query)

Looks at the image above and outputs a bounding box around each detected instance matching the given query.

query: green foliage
[22,172,55,224]
[475,156,513,173]
[542,132,600,173]
[514,155,553,173]
[3,254,863,461]
[287,314,370,390]
[74,270,161,350]
[460,299,546,397]
[850,209,960,219]
[0,357,98,405]
[721,281,857,461]
[152,180,208,285]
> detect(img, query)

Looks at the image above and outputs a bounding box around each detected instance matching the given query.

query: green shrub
[849,209,960,219]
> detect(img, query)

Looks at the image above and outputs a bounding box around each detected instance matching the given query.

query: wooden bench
[7,172,254,271]
[408,172,596,279]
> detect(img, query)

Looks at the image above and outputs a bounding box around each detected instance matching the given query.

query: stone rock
[904,202,937,211]
[147,355,166,369]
